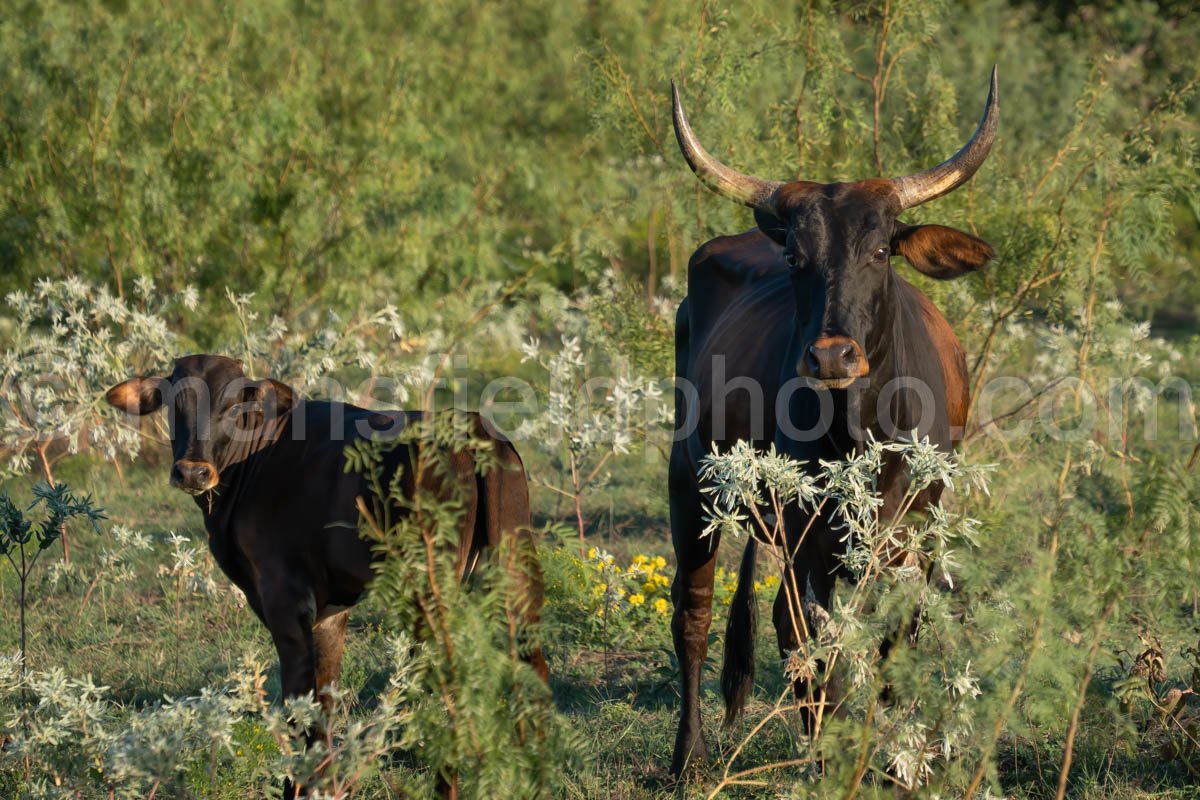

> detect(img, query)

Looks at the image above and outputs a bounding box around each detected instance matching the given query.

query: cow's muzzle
[801,336,870,389]
[171,459,219,494]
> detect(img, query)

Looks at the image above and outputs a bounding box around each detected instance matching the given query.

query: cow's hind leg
[669,475,720,777]
[510,535,550,682]
[470,437,549,683]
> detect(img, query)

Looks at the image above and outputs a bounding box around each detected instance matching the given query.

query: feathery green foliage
[346,411,580,797]
[0,483,104,676]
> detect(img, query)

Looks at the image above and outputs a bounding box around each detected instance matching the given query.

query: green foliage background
[0,0,1198,798]
[4,0,1193,338]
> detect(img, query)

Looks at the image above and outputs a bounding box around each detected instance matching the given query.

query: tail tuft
[721,539,758,725]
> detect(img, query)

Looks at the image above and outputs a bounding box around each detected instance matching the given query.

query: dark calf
[106,354,548,793]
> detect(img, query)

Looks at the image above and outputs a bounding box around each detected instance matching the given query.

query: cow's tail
[721,537,757,725]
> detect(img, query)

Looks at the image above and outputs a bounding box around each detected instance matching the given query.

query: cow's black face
[759,182,896,388]
[757,180,994,389]
[106,355,294,495]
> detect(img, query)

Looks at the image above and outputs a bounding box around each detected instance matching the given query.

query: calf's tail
[721,538,757,725]
[476,437,549,682]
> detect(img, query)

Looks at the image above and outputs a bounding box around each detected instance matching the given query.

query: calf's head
[105,355,294,494]
[672,68,999,389]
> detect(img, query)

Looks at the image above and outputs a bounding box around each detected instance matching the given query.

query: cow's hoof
[669,736,709,782]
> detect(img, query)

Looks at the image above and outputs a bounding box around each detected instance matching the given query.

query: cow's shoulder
[675,229,795,459]
[685,228,792,350]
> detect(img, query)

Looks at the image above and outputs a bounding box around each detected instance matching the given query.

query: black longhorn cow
[106,354,548,793]
[667,69,999,775]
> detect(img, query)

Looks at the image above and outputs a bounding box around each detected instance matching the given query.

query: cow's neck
[193,412,293,532]
[856,296,946,447]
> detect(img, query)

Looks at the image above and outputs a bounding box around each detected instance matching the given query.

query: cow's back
[679,229,795,467]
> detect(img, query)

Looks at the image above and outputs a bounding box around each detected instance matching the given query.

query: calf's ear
[893,223,994,280]
[245,378,295,413]
[105,377,167,415]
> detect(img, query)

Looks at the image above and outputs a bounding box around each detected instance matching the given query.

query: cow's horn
[890,66,999,210]
[671,80,783,214]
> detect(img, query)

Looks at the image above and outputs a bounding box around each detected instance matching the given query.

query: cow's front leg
[772,561,817,733]
[773,540,839,738]
[669,486,720,777]
[263,598,318,704]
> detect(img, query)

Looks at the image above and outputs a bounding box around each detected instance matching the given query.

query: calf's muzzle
[171,459,218,493]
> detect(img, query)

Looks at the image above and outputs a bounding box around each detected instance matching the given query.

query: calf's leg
[312,610,349,719]
[259,584,319,800]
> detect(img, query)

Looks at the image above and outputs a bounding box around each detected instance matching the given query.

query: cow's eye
[784,251,799,268]
[873,246,890,262]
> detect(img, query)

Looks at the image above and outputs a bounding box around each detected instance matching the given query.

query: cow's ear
[893,223,994,280]
[247,379,295,412]
[754,208,789,246]
[105,377,167,415]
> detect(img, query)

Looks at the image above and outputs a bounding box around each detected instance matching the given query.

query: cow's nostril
[840,345,858,363]
[196,465,210,480]
[804,346,822,374]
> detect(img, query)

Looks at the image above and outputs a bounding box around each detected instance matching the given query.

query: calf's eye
[784,252,798,268]
[873,246,890,262]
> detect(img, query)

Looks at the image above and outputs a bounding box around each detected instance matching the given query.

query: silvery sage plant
[70,524,153,621]
[223,288,437,407]
[0,638,423,800]
[518,332,669,553]
[0,277,188,480]
[697,436,991,792]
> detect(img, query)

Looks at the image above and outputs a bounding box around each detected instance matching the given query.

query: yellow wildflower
[587,547,597,560]
[644,574,670,593]
[653,597,670,615]
[629,593,645,606]
[653,556,667,570]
